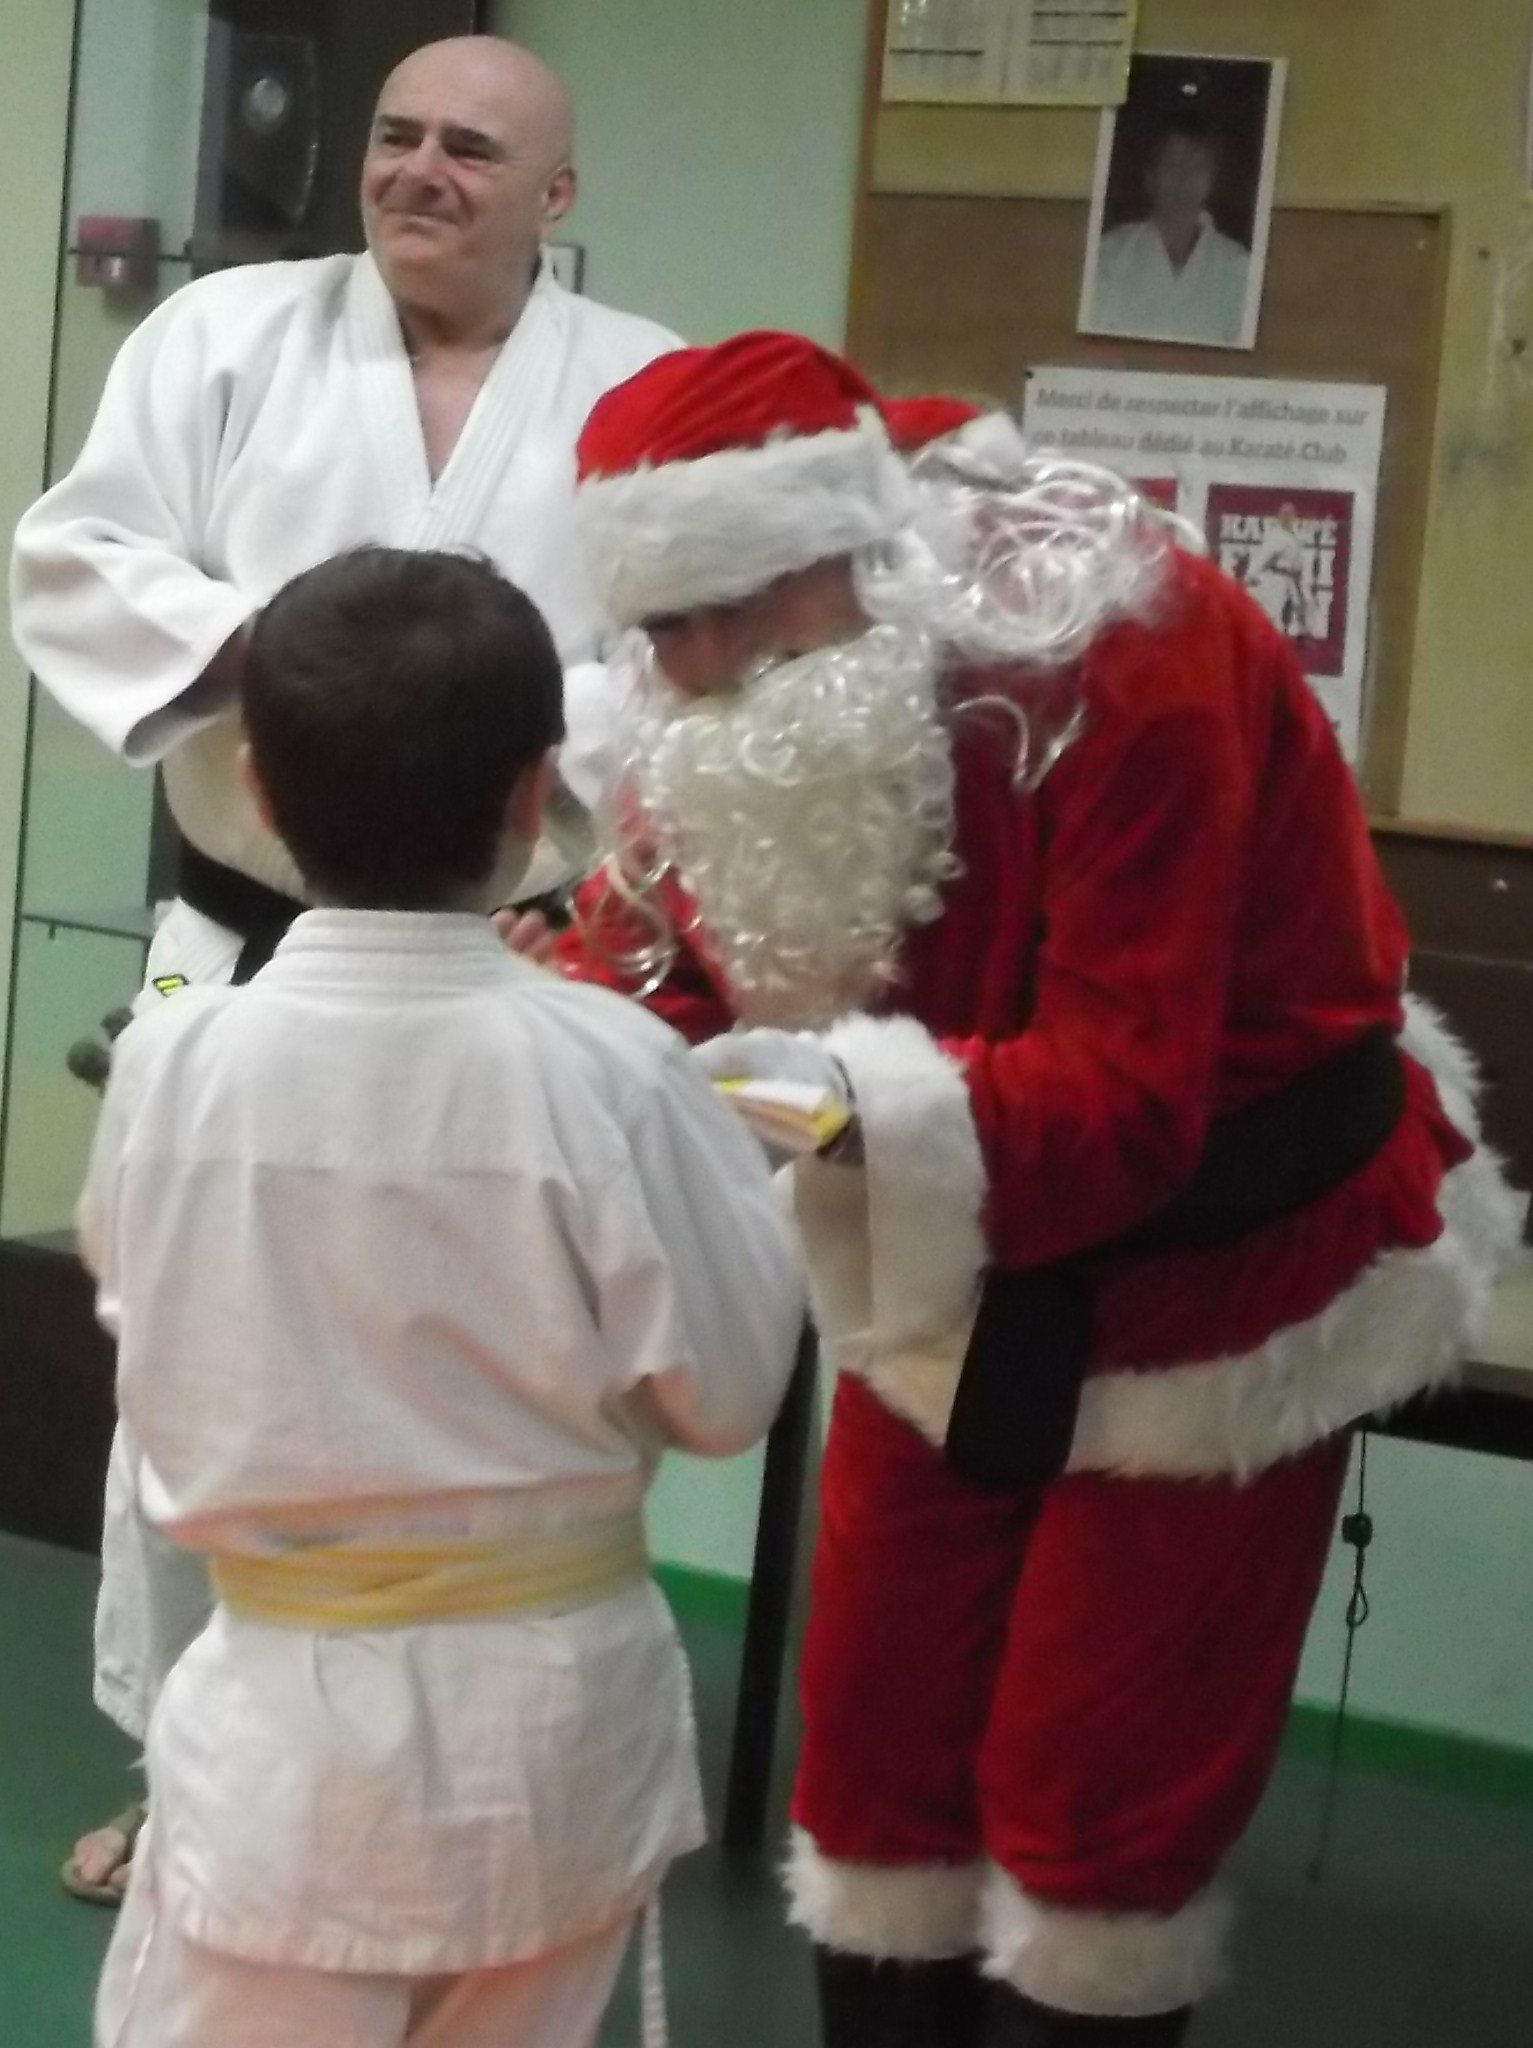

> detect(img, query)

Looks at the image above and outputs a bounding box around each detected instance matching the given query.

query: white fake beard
[615,624,958,1028]
[858,447,1177,682]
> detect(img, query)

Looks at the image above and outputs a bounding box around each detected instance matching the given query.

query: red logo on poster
[1205,485,1352,678]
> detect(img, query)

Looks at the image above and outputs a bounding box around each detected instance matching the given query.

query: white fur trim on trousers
[785,1830,1228,2015]
[784,1829,983,1962]
[980,1866,1230,2018]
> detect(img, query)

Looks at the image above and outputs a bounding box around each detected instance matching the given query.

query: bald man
[12,35,680,1904]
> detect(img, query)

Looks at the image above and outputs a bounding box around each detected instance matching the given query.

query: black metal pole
[722,1324,818,1855]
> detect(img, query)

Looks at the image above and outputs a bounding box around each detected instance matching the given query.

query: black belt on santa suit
[946,1026,1408,1489]
[176,839,306,985]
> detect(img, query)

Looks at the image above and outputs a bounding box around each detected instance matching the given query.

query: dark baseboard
[0,1233,115,1553]
[1284,1700,1533,1814]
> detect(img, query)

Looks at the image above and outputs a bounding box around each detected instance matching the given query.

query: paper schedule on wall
[882,0,1138,106]
[883,0,1001,102]
[1008,1,1138,106]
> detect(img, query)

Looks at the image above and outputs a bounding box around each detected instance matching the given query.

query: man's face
[361,47,571,310]
[642,559,868,700]
[1145,132,1217,226]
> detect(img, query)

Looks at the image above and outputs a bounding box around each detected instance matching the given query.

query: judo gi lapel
[347,253,435,536]
[412,267,569,551]
[346,251,570,551]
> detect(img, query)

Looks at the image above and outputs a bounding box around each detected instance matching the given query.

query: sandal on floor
[60,1801,147,1906]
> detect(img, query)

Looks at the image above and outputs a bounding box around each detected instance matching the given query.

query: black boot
[984,1982,1193,2046]
[815,1944,990,2047]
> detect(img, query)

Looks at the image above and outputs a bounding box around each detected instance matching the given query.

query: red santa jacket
[563,553,1522,1479]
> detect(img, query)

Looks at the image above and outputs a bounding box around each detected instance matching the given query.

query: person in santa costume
[554,331,1524,2046]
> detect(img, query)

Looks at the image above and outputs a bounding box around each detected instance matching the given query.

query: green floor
[0,1535,139,2046]
[2,1531,1529,2045]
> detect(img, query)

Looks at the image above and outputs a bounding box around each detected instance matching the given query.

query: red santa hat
[884,392,1039,483]
[575,330,915,629]
[881,393,984,452]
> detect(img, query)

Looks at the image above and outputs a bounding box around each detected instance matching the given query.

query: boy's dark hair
[243,548,565,910]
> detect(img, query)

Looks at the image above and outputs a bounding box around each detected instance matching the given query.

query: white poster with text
[1022,367,1386,761]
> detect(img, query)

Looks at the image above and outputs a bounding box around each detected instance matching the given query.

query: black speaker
[192,0,485,269]
[203,26,322,241]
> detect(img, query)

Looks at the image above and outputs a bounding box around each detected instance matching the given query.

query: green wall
[500,0,869,349]
[0,7,79,1090]
[1298,1436,1533,1752]
[1,0,208,1239]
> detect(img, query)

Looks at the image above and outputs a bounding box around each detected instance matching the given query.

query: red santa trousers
[789,1373,1349,2019]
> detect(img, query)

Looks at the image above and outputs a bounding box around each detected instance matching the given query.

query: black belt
[176,840,306,984]
[945,1026,1407,1490]
[502,887,574,932]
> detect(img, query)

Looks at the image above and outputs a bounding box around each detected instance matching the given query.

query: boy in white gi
[83,547,804,2047]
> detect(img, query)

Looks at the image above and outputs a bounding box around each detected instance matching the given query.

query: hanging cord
[104,1811,159,2048]
[640,1892,669,2048]
[1308,1430,1373,1883]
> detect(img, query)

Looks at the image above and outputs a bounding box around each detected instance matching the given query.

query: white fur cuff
[784,1828,983,1960]
[981,1866,1232,2017]
[822,1012,988,1352]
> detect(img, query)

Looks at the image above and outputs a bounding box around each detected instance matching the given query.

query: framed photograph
[544,241,585,294]
[1077,53,1286,351]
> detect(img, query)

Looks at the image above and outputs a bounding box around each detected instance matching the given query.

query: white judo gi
[1245,522,1318,638]
[81,910,804,2046]
[12,248,676,910]
[10,250,679,1737]
[1088,214,1250,347]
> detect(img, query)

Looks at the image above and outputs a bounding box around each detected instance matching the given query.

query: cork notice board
[849,195,1447,812]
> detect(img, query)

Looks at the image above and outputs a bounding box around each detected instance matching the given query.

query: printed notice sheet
[1024,366,1387,762]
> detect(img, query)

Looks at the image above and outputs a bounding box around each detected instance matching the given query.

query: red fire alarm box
[75,217,161,295]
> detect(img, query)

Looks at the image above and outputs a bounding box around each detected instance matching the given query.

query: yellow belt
[210,1514,649,1631]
